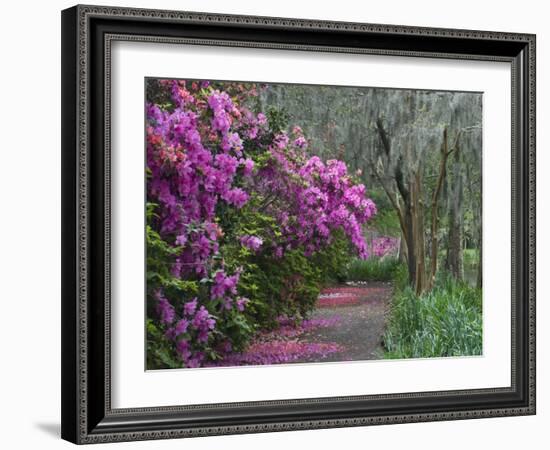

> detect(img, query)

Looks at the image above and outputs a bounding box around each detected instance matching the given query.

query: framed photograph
[61,4,536,444]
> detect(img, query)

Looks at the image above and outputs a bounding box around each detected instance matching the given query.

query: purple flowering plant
[146,79,376,369]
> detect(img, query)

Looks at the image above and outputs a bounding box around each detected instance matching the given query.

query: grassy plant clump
[383,274,482,359]
[345,257,403,282]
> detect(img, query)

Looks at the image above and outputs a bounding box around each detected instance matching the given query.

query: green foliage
[391,262,410,291]
[310,232,351,284]
[369,212,401,236]
[368,208,401,237]
[463,248,479,266]
[366,188,395,217]
[146,319,182,369]
[249,249,323,325]
[266,106,290,134]
[345,257,404,282]
[145,78,173,109]
[383,274,482,359]
[225,233,351,330]
[146,203,200,369]
[146,203,198,315]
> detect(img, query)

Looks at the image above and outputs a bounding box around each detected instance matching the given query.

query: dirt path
[293,282,393,363]
[207,281,394,367]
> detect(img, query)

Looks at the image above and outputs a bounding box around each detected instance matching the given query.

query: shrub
[224,231,352,330]
[345,257,403,282]
[145,79,377,368]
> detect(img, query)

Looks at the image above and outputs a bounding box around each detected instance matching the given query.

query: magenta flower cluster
[147,82,263,282]
[371,236,399,257]
[158,295,217,367]
[252,128,377,260]
[239,234,263,252]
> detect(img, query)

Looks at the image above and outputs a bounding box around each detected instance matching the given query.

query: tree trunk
[411,171,426,295]
[398,235,407,264]
[477,237,482,289]
[446,208,463,279]
[428,128,452,289]
[445,143,464,280]
[372,118,428,293]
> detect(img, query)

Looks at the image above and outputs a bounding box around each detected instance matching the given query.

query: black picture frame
[61,4,536,444]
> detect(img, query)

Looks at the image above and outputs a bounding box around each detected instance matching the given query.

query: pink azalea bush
[146,79,376,369]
